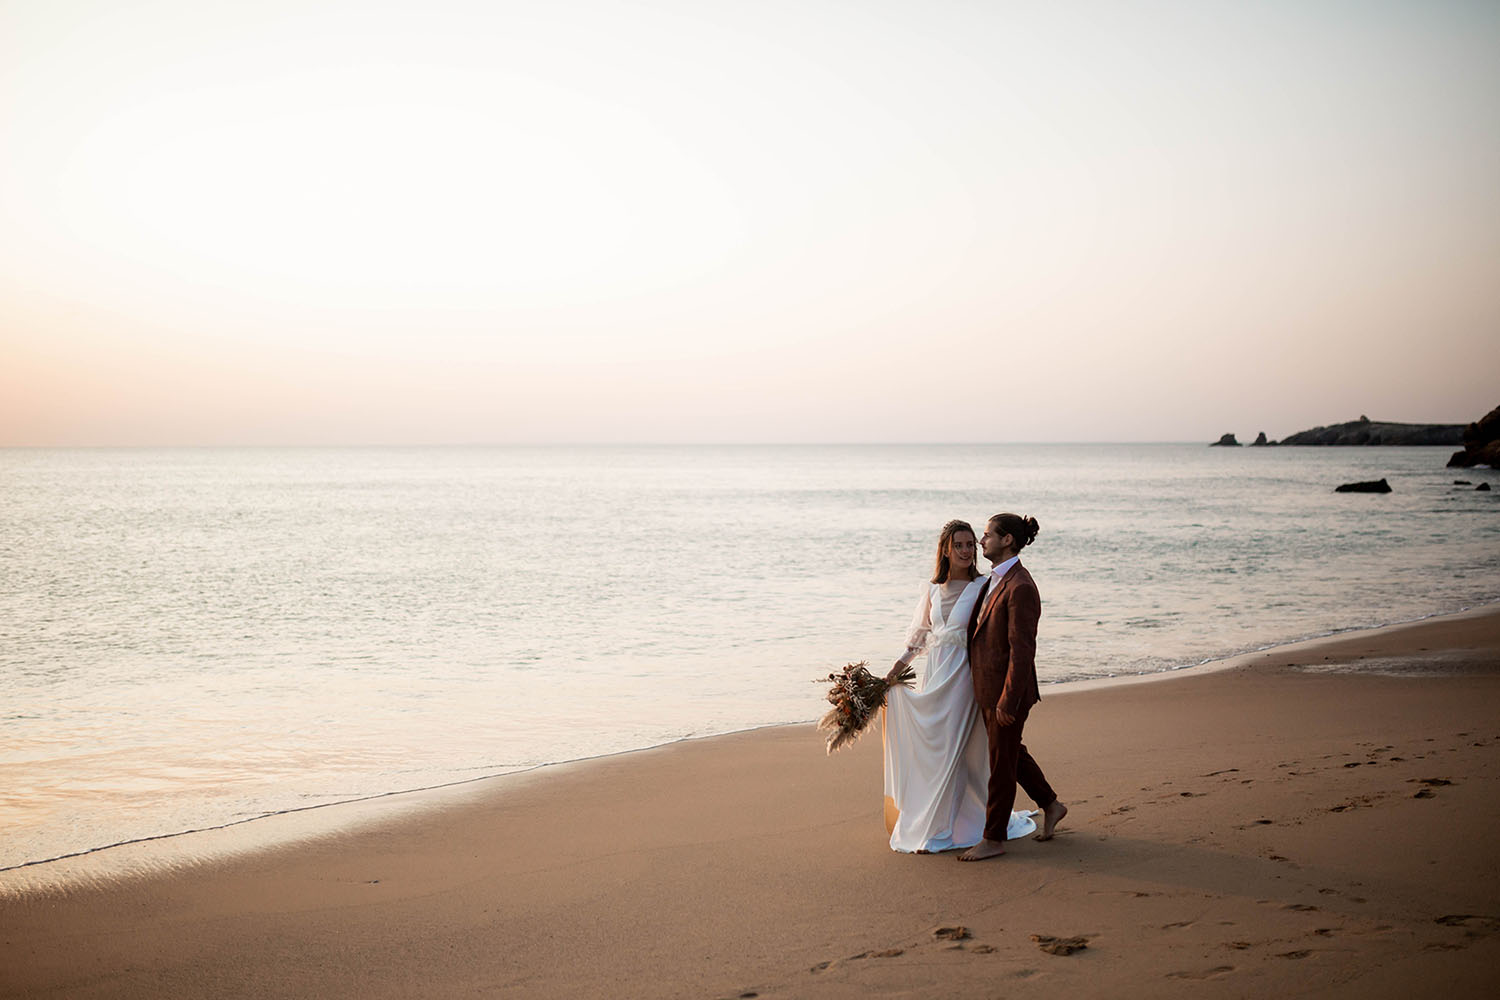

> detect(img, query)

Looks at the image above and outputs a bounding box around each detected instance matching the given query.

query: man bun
[990,512,1040,550]
[1019,515,1039,548]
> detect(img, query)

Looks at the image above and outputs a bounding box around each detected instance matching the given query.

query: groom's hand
[994,703,1016,727]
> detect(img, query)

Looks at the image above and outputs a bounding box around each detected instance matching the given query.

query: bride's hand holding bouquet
[815,660,916,754]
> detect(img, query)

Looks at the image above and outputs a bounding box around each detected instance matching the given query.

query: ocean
[2,444,1496,874]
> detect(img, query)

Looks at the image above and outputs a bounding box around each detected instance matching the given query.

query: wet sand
[3,606,1498,999]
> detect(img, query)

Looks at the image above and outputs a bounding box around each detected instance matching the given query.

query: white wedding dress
[882,577,1036,853]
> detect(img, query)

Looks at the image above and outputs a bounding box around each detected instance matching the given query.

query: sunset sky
[3,0,1497,445]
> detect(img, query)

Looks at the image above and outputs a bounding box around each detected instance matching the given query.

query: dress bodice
[927,579,982,649]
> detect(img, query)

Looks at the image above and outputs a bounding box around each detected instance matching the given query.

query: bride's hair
[988,513,1040,551]
[931,519,980,583]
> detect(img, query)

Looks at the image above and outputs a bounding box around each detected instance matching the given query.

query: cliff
[1447,404,1500,468]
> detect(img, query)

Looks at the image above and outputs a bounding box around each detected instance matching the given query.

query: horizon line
[0,439,1468,451]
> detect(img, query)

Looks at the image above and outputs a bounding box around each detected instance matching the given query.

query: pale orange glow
[3,1,1497,444]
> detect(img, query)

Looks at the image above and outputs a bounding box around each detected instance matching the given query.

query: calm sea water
[2,444,1496,872]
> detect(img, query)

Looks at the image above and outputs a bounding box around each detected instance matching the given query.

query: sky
[2,0,1497,445]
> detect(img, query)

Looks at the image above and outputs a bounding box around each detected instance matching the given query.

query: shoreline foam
[6,600,1498,885]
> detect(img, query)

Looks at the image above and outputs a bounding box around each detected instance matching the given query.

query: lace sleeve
[896,582,933,666]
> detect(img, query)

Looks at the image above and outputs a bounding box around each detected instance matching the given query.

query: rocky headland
[1209,404,1497,470]
[1276,415,1465,446]
[1447,404,1500,468]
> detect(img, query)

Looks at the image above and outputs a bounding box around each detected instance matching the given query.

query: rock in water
[1335,478,1392,493]
[1251,432,1270,446]
[1479,483,1492,492]
[1211,433,1241,447]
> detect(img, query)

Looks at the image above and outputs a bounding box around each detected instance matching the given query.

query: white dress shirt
[988,555,1019,580]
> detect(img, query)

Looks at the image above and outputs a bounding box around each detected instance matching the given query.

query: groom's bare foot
[1035,800,1068,841]
[958,839,1007,862]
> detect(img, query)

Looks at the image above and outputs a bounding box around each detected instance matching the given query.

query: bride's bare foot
[1035,800,1068,841]
[958,838,1007,862]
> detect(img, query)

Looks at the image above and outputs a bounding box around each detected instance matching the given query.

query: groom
[959,513,1067,862]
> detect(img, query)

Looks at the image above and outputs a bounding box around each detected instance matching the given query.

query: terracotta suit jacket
[967,561,1042,722]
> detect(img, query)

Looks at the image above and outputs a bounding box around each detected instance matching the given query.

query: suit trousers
[983,711,1056,842]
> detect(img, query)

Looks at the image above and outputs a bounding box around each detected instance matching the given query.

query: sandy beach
[3,607,1498,999]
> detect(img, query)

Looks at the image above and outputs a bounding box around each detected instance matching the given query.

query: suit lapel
[973,562,1021,634]
[967,578,991,642]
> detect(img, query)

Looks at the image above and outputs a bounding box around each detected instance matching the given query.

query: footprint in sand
[1031,934,1090,956]
[1283,903,1320,912]
[811,946,905,973]
[1167,966,1235,979]
[1329,796,1378,812]
[1434,914,1500,932]
[1277,950,1312,959]
[1161,920,1194,929]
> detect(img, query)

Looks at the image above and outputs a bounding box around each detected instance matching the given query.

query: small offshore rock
[1334,478,1392,493]
[1478,483,1492,491]
[1211,433,1241,447]
[1251,431,1270,446]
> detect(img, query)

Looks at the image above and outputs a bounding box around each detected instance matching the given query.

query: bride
[881,520,1036,853]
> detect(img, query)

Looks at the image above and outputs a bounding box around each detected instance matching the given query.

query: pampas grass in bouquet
[816,661,915,754]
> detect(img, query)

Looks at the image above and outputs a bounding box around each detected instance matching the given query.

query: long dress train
[882,578,1036,852]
